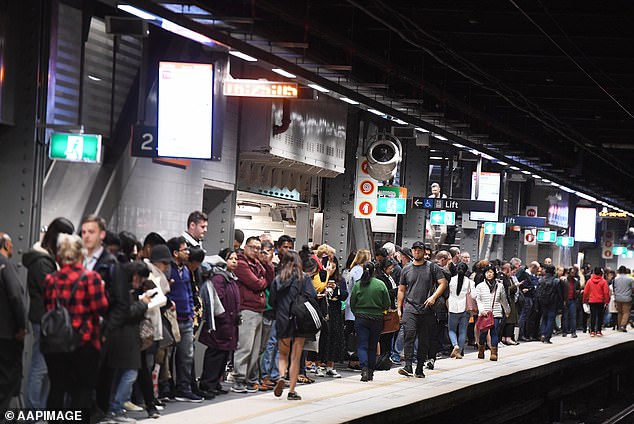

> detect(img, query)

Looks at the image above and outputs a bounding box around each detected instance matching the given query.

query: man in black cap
[396,241,447,378]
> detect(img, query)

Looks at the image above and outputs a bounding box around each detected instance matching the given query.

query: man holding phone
[396,241,447,378]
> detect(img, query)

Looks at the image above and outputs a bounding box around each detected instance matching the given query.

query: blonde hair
[57,233,86,265]
[316,244,335,259]
[350,249,371,269]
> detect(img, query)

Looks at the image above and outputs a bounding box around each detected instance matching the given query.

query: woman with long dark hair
[447,262,474,359]
[473,265,510,361]
[269,250,317,400]
[350,262,391,382]
[318,256,347,378]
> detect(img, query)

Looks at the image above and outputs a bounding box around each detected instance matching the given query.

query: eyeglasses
[178,248,190,253]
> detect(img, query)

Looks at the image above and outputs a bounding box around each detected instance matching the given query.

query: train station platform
[144,329,634,424]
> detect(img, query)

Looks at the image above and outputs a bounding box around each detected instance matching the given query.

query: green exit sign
[483,222,506,235]
[613,246,628,255]
[49,133,102,163]
[377,197,407,214]
[556,236,574,247]
[537,230,556,243]
[430,211,456,225]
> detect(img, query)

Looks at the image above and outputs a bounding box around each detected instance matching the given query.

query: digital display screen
[158,61,214,159]
[575,207,597,243]
[223,80,298,98]
[470,172,501,222]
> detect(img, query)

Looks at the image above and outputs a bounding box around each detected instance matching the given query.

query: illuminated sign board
[223,79,298,98]
[599,211,628,218]
[158,61,214,159]
[470,172,501,222]
[49,133,102,163]
[575,207,597,243]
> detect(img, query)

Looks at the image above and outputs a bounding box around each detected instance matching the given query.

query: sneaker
[325,369,342,378]
[147,408,160,419]
[214,385,229,395]
[562,333,567,337]
[398,364,413,377]
[390,356,402,365]
[174,392,203,403]
[107,413,136,424]
[590,331,596,337]
[245,383,259,393]
[571,333,578,338]
[154,405,164,411]
[123,402,144,412]
[597,331,603,337]
[425,358,435,370]
[314,367,326,377]
[287,391,302,400]
[231,382,248,393]
[414,365,425,378]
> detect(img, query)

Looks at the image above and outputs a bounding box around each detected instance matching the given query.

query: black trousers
[200,348,230,391]
[137,346,156,409]
[402,311,436,365]
[589,303,605,332]
[45,344,100,424]
[0,339,23,416]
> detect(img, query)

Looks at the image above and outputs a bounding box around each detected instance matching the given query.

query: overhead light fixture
[430,156,444,160]
[118,4,216,46]
[340,97,359,105]
[229,50,257,62]
[551,182,561,187]
[368,109,386,116]
[542,179,551,183]
[452,142,464,148]
[521,170,532,175]
[560,186,575,193]
[307,83,329,93]
[415,127,430,133]
[532,174,542,179]
[497,161,508,166]
[510,166,520,171]
[88,75,102,81]
[392,118,407,125]
[237,202,261,214]
[272,68,296,78]
[434,135,448,141]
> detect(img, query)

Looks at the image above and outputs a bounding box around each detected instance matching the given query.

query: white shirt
[84,246,104,271]
[181,231,201,248]
[448,275,475,313]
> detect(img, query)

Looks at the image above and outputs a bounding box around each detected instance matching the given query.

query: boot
[360,367,369,382]
[490,347,498,361]
[477,344,485,359]
[368,369,374,381]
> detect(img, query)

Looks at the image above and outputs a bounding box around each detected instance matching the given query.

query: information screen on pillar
[469,172,501,222]
[158,61,214,159]
[574,207,597,243]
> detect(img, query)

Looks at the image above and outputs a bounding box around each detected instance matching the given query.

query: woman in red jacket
[583,267,610,336]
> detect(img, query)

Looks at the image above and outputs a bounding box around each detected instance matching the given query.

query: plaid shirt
[44,263,109,350]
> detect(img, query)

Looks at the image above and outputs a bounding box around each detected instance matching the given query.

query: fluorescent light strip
[392,118,407,125]
[307,83,329,93]
[229,51,257,62]
[415,127,429,133]
[118,4,157,20]
[497,161,508,166]
[430,156,444,160]
[340,97,359,105]
[521,170,532,175]
[510,166,520,171]
[272,68,296,78]
[368,109,385,116]
[542,179,551,183]
[532,174,542,179]
[435,135,448,141]
[452,143,464,148]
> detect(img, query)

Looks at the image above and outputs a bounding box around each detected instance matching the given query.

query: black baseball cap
[411,241,426,250]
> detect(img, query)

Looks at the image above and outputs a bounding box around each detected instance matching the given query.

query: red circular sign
[604,250,613,258]
[361,160,369,175]
[358,201,374,216]
[605,231,614,240]
[525,233,535,243]
[359,179,375,195]
[604,240,613,248]
[526,208,537,217]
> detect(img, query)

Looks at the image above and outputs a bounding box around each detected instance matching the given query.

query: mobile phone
[150,291,158,298]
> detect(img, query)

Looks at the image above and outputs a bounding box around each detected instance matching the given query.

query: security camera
[365,133,402,181]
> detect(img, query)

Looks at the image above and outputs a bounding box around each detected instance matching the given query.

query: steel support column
[322,109,358,264]
[202,188,236,255]
[0,0,49,262]
[295,204,310,249]
[400,140,429,248]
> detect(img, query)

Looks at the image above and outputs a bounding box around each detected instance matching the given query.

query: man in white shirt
[182,211,208,249]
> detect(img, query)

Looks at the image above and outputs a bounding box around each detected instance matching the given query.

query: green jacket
[350,277,391,318]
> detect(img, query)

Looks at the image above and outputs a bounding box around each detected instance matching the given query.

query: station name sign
[223,79,298,98]
[599,211,628,219]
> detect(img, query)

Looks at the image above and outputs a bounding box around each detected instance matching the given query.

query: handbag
[475,284,497,331]
[381,310,400,334]
[466,282,478,315]
[139,318,154,351]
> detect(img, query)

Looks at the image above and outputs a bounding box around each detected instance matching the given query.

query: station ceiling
[126,0,634,211]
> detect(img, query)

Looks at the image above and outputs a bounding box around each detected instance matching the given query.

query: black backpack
[40,272,85,354]
[290,276,325,335]
[537,277,559,306]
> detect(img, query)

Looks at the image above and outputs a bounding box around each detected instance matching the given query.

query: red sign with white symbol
[358,201,374,216]
[359,179,376,196]
[361,160,369,175]
[526,206,538,217]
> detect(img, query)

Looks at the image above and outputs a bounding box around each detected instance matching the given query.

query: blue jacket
[168,264,194,320]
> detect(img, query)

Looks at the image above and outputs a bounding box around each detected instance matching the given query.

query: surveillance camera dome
[365,135,402,181]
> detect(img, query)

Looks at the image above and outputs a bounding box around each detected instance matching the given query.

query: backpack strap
[52,270,86,307]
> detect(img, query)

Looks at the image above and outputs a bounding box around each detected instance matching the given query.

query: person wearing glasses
[232,237,275,393]
[165,237,202,402]
[257,240,277,391]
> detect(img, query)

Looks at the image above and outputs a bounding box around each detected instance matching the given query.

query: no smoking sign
[359,179,376,195]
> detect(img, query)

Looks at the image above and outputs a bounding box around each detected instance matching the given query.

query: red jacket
[234,252,274,312]
[583,274,609,304]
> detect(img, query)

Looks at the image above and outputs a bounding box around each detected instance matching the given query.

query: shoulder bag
[465,280,478,315]
[475,284,497,331]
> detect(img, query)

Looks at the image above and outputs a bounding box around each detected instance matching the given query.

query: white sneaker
[123,402,144,412]
[108,413,136,424]
[314,367,326,377]
[325,369,341,378]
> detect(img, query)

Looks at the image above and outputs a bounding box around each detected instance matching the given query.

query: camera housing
[365,133,402,181]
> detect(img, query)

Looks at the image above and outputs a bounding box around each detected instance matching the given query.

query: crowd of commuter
[1,212,633,423]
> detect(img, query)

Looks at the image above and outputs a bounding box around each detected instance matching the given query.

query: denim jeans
[109,369,138,414]
[478,317,502,347]
[26,323,49,409]
[175,320,195,394]
[563,301,577,334]
[448,312,469,351]
[518,297,534,338]
[540,307,556,340]
[354,317,383,370]
[260,323,280,380]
